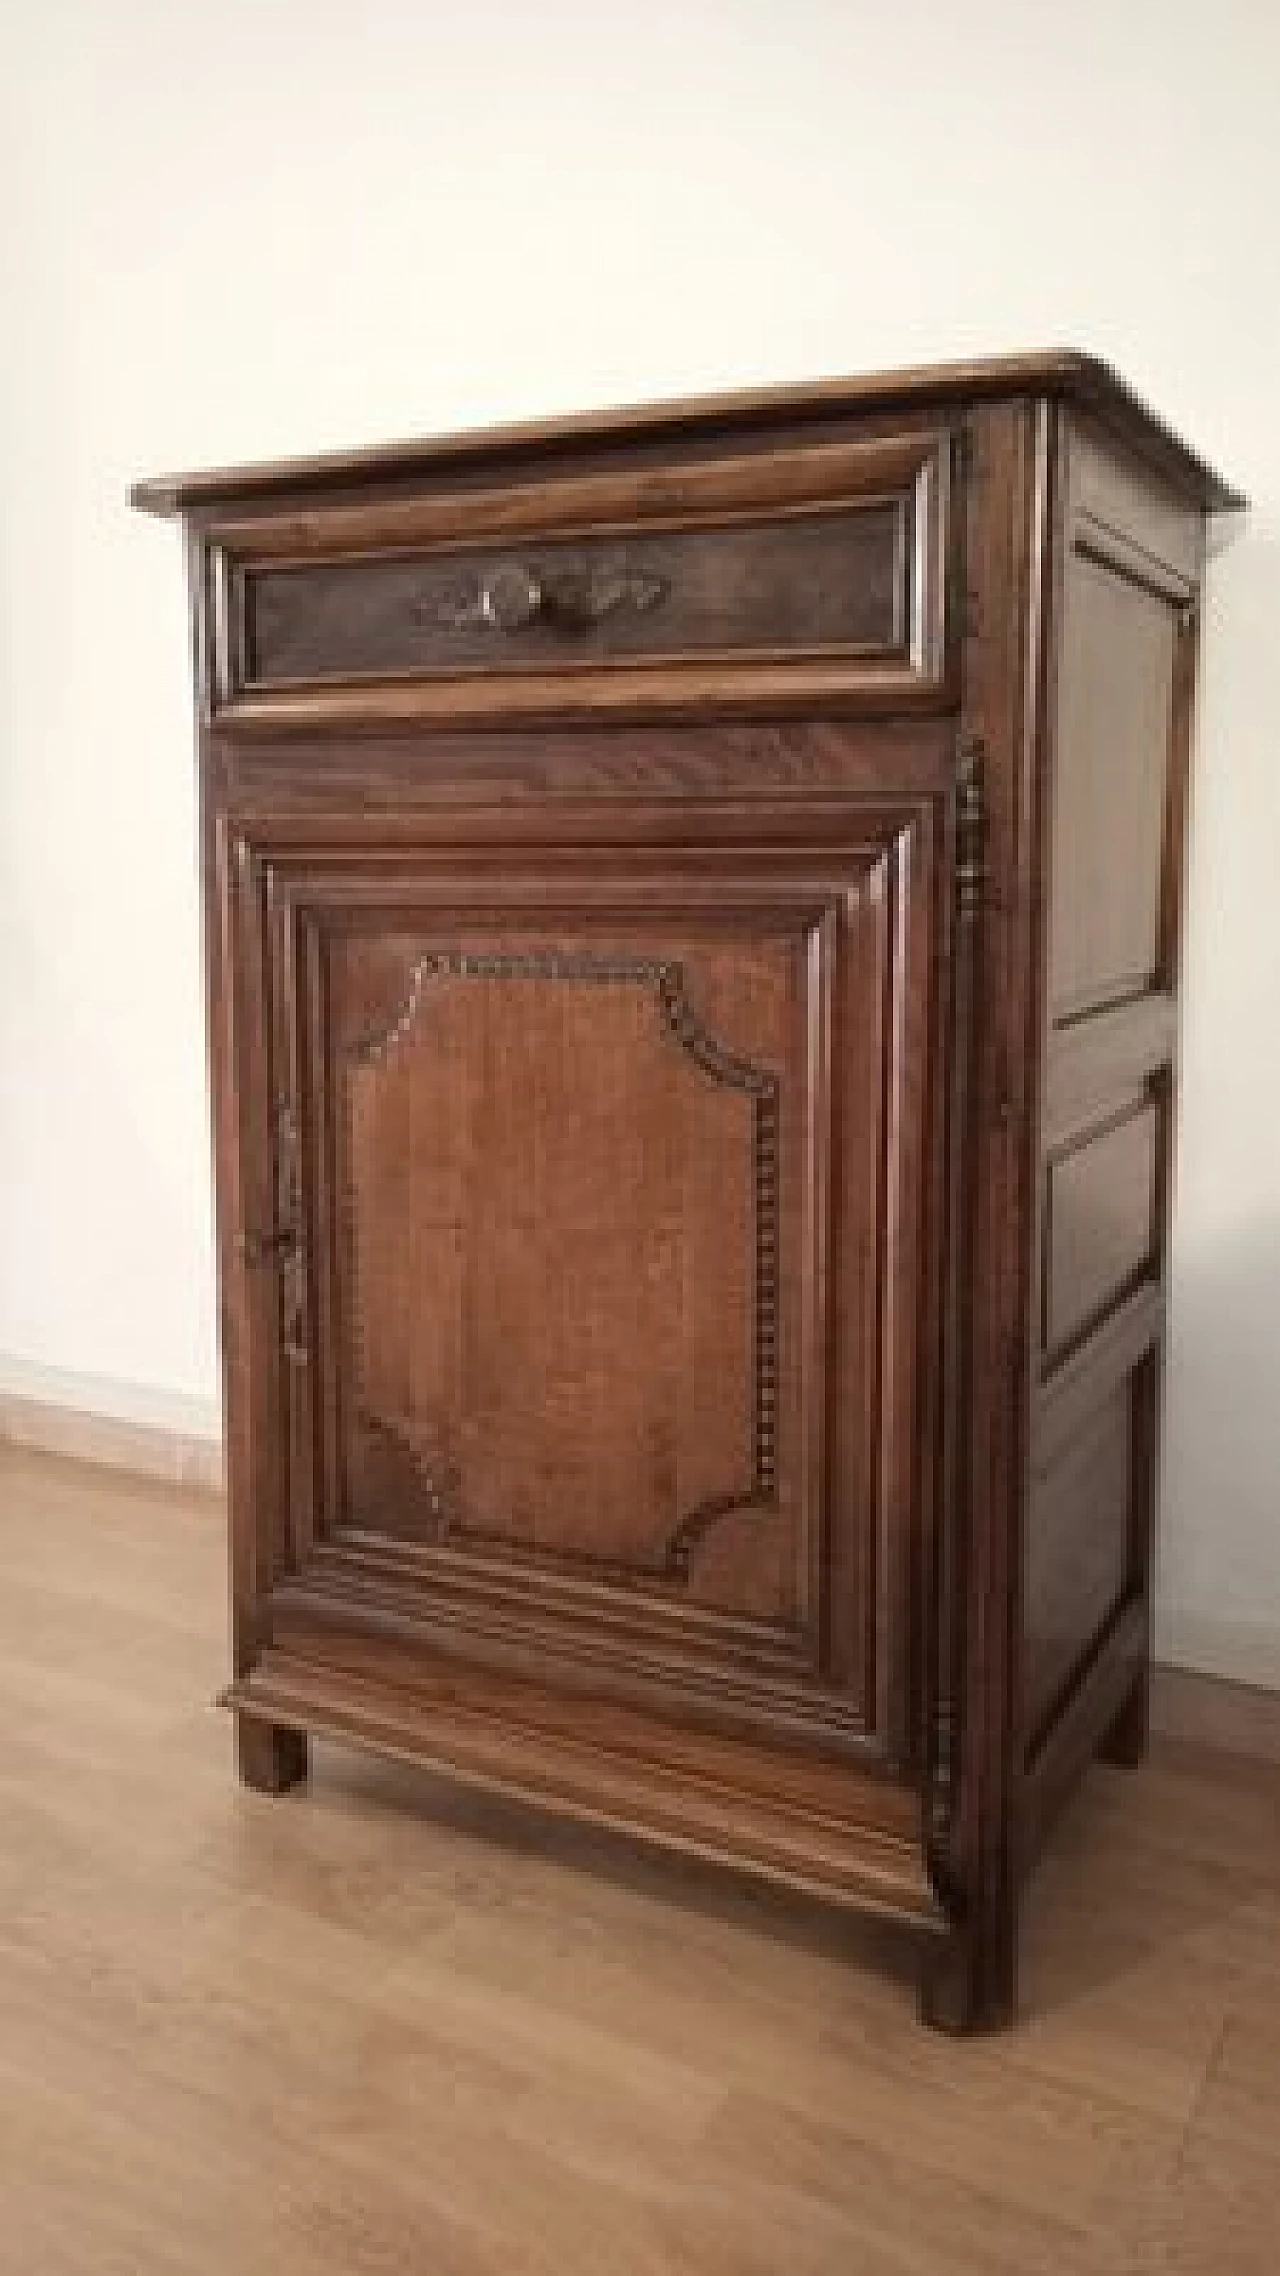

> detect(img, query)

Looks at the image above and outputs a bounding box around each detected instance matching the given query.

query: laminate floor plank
[1,1445,1276,2274]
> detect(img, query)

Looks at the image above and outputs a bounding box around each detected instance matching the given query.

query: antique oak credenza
[134,354,1240,2026]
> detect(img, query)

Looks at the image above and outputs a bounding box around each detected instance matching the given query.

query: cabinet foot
[236,1714,309,1794]
[1098,1671,1149,1768]
[918,1916,1018,2033]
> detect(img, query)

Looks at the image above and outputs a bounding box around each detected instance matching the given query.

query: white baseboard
[0,1355,223,1495]
[1153,1606,1280,1695]
[1150,1664,1280,1764]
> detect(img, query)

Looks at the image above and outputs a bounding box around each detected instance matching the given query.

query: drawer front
[247,507,906,683]
[211,432,951,716]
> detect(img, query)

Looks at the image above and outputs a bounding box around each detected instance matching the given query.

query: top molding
[131,350,1243,522]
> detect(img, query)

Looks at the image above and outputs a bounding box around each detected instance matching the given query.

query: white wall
[2,0,1277,1682]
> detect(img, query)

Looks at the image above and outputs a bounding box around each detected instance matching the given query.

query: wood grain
[335,935,786,1599]
[1048,546,1179,1021]
[3,1444,1278,2276]
[1025,1389,1131,1745]
[1043,1101,1160,1357]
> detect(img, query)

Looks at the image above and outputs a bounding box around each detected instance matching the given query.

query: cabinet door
[219,784,962,1765]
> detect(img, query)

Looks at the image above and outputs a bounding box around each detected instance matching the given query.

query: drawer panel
[246,506,906,684]
[216,431,950,710]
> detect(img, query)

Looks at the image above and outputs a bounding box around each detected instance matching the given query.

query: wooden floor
[1,1446,1277,2273]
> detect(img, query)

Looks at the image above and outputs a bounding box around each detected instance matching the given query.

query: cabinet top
[131,348,1241,519]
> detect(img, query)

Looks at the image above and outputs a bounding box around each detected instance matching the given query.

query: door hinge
[955,733,987,915]
[234,1099,308,1366]
[235,1099,302,1270]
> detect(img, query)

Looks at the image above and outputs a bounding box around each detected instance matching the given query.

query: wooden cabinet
[134,353,1239,2026]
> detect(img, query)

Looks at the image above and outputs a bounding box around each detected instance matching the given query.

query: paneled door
[219,779,962,1767]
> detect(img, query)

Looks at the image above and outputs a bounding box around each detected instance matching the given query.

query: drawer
[210,431,952,717]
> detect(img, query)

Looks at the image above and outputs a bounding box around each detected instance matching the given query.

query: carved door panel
[224,786,961,1763]
[335,936,792,1612]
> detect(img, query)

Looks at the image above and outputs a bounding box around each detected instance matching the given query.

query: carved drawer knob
[479,561,545,631]
[436,562,668,635]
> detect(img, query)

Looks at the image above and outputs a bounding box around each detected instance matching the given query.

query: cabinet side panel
[1048,555,1177,1020]
[1024,413,1202,1788]
[1043,1101,1159,1360]
[1025,1386,1130,1745]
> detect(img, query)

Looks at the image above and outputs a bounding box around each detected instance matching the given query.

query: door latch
[233,1224,297,1268]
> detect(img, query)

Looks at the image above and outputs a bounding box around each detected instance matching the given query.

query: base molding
[226,1645,948,1934]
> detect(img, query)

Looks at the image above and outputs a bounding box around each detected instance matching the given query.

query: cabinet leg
[918,1908,1019,2034]
[236,1714,309,1795]
[1099,1670,1149,1768]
